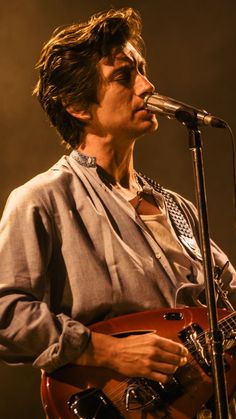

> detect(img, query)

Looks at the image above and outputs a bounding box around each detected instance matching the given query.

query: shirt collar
[70,150,97,168]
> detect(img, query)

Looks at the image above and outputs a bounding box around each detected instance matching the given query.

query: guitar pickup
[68,388,124,419]
[178,323,212,375]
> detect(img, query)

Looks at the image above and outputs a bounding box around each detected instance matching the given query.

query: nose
[135,73,155,97]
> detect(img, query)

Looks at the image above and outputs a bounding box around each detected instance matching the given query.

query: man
[0,7,235,417]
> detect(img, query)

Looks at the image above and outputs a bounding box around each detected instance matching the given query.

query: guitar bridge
[124,375,183,412]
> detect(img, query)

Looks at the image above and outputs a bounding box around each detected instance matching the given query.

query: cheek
[93,84,134,126]
[101,96,132,120]
[98,108,129,127]
[106,85,133,106]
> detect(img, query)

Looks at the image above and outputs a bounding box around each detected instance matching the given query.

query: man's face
[86,42,158,142]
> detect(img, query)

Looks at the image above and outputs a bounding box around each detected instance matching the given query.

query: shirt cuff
[32,314,91,373]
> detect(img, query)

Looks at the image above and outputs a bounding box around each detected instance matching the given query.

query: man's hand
[76,331,188,383]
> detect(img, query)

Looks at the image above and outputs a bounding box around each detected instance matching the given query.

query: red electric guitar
[41,307,236,418]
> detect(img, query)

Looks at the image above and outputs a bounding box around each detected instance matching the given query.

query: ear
[66,105,91,122]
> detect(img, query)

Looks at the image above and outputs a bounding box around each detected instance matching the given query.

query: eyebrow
[107,56,146,80]
[115,54,146,68]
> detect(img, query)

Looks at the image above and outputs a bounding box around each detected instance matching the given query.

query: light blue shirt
[0,151,235,373]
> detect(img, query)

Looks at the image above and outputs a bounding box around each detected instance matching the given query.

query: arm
[75,331,188,383]
[0,187,90,372]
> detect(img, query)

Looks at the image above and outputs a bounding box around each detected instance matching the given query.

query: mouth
[133,105,157,127]
[134,102,154,114]
[135,103,145,111]
[134,106,154,117]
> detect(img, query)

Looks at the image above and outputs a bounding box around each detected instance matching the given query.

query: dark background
[1,1,236,417]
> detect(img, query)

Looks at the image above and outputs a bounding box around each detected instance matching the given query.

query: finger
[145,359,187,382]
[151,360,179,375]
[153,349,188,367]
[143,365,180,383]
[153,334,188,357]
[148,371,169,384]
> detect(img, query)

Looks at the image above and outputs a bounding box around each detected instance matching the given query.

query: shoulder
[2,156,78,215]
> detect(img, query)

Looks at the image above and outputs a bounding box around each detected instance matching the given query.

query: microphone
[144,92,227,128]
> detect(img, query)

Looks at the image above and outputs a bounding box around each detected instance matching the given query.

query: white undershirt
[140,211,198,285]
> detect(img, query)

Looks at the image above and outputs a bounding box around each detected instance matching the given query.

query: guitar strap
[138,172,203,262]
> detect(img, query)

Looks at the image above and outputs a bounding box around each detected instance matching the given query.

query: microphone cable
[225,123,236,235]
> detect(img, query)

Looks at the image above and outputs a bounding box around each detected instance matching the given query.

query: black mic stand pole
[185,119,229,418]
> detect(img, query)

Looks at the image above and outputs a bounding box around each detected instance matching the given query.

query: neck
[77,134,137,186]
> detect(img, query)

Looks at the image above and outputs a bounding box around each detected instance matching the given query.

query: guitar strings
[105,377,161,414]
[176,313,235,363]
[105,378,133,411]
[82,314,236,414]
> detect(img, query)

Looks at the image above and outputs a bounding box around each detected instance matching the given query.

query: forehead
[98,42,145,74]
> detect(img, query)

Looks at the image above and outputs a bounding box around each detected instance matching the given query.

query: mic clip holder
[175,107,227,129]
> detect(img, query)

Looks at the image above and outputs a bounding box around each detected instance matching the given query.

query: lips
[133,102,155,120]
[134,101,154,114]
[135,106,153,115]
[135,104,146,112]
[136,108,149,114]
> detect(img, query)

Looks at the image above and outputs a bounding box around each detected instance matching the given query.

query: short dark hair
[33,8,144,148]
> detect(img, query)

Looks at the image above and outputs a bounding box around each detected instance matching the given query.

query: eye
[138,64,146,76]
[114,67,133,85]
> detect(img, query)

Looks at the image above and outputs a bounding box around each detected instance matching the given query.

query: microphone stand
[183,117,229,418]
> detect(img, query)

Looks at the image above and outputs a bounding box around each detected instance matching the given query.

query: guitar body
[41,308,236,418]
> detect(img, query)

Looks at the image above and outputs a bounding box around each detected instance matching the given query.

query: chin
[141,118,159,134]
[133,124,158,141]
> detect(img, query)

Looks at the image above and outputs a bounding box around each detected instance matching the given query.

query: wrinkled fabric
[0,152,235,374]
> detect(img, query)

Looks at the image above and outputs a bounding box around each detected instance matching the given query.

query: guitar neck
[219,311,236,344]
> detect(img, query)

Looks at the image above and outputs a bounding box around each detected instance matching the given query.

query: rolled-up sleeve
[0,187,90,373]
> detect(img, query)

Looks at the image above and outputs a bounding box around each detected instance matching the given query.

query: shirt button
[155,252,161,259]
